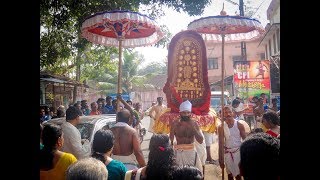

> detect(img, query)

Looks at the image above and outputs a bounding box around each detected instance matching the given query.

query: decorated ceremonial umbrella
[81,10,164,111]
[187,7,264,179]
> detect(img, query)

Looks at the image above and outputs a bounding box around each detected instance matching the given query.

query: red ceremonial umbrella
[81,10,164,111]
[187,8,264,179]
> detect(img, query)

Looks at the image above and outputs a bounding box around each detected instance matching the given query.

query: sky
[136,0,272,67]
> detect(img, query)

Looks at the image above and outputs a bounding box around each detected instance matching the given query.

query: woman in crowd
[66,157,108,180]
[268,98,279,113]
[40,123,77,180]
[125,134,176,180]
[261,111,280,137]
[92,129,127,180]
[171,165,203,180]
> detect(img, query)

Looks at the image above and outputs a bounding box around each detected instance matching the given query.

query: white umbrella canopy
[81,10,164,48]
[187,9,265,179]
[81,10,164,111]
[188,15,264,43]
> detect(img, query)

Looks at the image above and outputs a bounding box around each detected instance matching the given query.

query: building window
[260,53,265,60]
[268,39,272,57]
[232,55,243,62]
[265,45,268,60]
[273,34,277,54]
[276,29,280,52]
[208,58,218,69]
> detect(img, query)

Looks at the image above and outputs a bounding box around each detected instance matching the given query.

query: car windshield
[210,97,228,108]
[211,98,221,107]
[210,97,228,112]
[76,123,94,140]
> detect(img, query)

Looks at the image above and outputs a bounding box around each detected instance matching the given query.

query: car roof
[211,91,230,96]
[44,114,117,125]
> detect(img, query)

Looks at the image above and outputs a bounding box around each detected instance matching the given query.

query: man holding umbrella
[218,106,246,180]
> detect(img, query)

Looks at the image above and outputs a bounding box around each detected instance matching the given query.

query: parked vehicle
[44,114,146,144]
[43,114,117,144]
[210,91,231,113]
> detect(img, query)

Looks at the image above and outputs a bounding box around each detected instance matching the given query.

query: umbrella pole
[117,39,123,113]
[221,34,225,180]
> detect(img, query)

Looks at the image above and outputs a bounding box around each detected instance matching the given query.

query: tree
[93,49,159,94]
[80,45,118,82]
[121,50,160,93]
[138,62,167,75]
[40,0,212,102]
[40,0,212,65]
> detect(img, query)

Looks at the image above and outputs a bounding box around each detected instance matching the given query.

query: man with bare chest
[111,109,146,170]
[170,100,204,174]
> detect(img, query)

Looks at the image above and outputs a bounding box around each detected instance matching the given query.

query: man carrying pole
[218,106,247,180]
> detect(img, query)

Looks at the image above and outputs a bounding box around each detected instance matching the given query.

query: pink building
[206,39,265,94]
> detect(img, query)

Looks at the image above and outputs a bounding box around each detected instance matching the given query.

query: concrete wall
[271,6,280,24]
[133,89,167,111]
[206,40,265,82]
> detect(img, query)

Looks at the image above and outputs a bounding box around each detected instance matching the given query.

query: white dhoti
[255,116,263,129]
[194,140,206,166]
[111,153,139,170]
[224,147,240,177]
[174,144,203,173]
[148,118,155,133]
[203,131,214,146]
[195,131,207,166]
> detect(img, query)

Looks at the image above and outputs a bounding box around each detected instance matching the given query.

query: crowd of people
[40,94,280,180]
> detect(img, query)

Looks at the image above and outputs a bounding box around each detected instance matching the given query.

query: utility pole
[239,0,247,61]
[225,0,248,99]
[239,0,249,102]
[225,0,247,60]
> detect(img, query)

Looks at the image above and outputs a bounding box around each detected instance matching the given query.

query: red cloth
[266,130,278,137]
[89,111,101,116]
[158,111,215,127]
[163,30,211,115]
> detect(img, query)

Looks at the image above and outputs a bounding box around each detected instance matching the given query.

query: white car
[43,114,117,143]
[210,91,231,113]
[210,96,229,113]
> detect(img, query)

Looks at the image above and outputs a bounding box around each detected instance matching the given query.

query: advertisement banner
[233,60,270,115]
[108,93,130,101]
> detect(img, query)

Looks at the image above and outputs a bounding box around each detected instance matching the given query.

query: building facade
[259,0,280,93]
[206,40,265,95]
[40,72,102,111]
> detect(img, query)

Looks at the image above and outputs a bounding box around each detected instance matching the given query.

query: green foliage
[143,0,211,16]
[80,45,118,82]
[40,24,77,67]
[98,82,117,95]
[138,62,167,76]
[154,25,172,49]
[121,50,146,93]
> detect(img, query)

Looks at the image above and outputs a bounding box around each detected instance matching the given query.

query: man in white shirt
[232,98,248,120]
[61,106,91,159]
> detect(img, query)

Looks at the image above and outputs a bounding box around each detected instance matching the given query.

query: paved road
[139,116,228,179]
[140,116,152,162]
